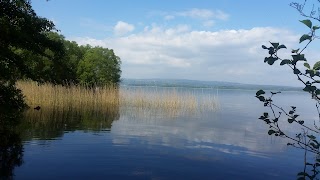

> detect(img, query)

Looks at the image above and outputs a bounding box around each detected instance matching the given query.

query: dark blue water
[13,88,317,179]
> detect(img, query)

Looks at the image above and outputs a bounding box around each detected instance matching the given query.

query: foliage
[16,32,122,86]
[77,46,121,87]
[0,0,64,120]
[257,1,320,179]
[1,0,122,125]
[0,82,26,127]
[0,0,64,83]
[16,32,84,84]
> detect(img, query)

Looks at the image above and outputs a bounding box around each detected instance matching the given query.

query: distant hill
[120,78,302,91]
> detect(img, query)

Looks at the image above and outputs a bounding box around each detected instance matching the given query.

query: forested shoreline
[0,0,122,126]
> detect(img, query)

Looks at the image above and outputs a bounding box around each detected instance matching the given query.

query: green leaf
[268,58,277,65]
[313,61,320,70]
[288,118,294,123]
[257,96,265,102]
[298,120,304,125]
[264,119,271,124]
[262,45,268,49]
[316,89,320,95]
[268,130,276,135]
[313,25,320,30]
[264,57,278,65]
[310,142,319,149]
[277,44,286,49]
[292,54,306,62]
[304,62,310,69]
[293,68,301,74]
[289,110,294,114]
[270,42,279,48]
[306,69,315,77]
[263,112,268,117]
[268,47,274,55]
[307,135,316,140]
[303,85,316,92]
[280,59,291,66]
[300,34,312,43]
[300,19,312,28]
[256,90,265,96]
[291,49,300,53]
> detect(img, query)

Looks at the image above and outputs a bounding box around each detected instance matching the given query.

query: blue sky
[32,0,319,86]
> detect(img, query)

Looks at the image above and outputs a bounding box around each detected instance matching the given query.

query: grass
[17,81,219,120]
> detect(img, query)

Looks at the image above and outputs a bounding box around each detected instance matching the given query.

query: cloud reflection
[111,106,288,157]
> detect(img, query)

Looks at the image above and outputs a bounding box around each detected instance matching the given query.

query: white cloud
[214,10,229,20]
[114,21,135,36]
[203,20,215,27]
[164,15,175,20]
[111,109,288,153]
[71,26,303,86]
[178,8,229,20]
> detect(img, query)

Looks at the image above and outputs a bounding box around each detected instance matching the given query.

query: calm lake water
[11,87,318,179]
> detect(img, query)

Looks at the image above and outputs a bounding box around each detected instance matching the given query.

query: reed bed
[17,81,119,114]
[120,87,218,116]
[17,81,219,120]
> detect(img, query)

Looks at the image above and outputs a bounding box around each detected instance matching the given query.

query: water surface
[12,87,316,179]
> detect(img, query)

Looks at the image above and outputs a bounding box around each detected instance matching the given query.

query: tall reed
[17,81,119,113]
[17,81,219,119]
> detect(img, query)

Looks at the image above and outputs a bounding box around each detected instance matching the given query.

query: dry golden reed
[17,81,119,114]
[17,81,219,118]
[120,88,218,115]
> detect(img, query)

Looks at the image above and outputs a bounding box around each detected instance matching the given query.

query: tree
[0,0,64,125]
[256,1,320,179]
[17,32,84,84]
[0,0,64,82]
[77,46,121,87]
[0,0,122,127]
[62,38,86,83]
[12,30,122,87]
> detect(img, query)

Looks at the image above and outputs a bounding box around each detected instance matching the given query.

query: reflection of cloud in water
[111,107,288,157]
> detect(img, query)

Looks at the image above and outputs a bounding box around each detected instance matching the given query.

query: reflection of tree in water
[0,128,23,179]
[19,105,120,141]
[0,105,24,180]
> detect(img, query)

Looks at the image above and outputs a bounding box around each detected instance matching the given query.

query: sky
[31,0,320,86]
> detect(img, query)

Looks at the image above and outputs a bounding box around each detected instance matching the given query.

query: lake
[10,87,318,179]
